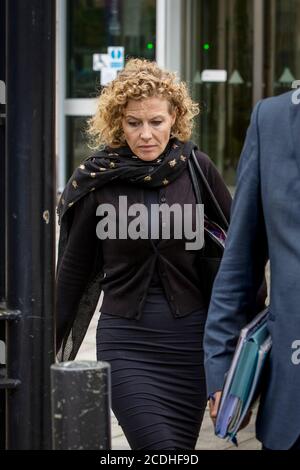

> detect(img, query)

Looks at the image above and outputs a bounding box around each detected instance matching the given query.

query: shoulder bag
[188,149,229,305]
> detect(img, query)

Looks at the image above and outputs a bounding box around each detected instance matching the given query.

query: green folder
[215,308,272,442]
[229,322,269,399]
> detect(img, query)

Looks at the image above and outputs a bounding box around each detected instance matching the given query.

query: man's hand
[209,391,252,431]
[209,390,222,426]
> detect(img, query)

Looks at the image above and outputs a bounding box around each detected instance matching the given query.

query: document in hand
[215,308,272,443]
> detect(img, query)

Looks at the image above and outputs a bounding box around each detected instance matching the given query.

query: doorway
[59,0,157,186]
[182,0,300,185]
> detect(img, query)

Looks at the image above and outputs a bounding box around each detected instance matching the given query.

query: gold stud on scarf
[90,187,95,192]
[72,180,78,189]
[144,175,152,182]
[61,198,65,205]
[90,172,96,178]
[79,164,85,170]
[180,155,186,162]
[172,143,179,149]
[68,202,74,207]
[162,178,169,185]
[168,159,177,168]
[109,162,116,168]
[99,167,107,171]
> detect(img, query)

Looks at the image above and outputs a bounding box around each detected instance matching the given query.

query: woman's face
[122,97,176,161]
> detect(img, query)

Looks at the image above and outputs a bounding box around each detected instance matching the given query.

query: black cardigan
[56,150,232,360]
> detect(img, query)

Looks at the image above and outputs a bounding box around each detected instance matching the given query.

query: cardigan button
[160,196,166,203]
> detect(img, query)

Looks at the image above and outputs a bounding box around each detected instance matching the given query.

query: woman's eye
[128,121,139,127]
[151,121,162,126]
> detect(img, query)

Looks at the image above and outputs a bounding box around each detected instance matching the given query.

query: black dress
[96,188,207,450]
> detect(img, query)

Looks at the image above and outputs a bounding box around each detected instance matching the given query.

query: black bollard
[51,361,111,450]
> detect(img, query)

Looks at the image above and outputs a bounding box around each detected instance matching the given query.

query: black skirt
[96,286,207,450]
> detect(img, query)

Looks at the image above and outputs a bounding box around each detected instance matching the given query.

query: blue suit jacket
[204,90,300,449]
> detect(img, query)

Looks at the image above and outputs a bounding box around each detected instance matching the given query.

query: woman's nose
[140,124,152,140]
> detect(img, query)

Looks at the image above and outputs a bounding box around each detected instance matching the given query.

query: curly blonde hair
[87,58,199,148]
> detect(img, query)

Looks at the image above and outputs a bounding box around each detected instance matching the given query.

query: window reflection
[264,0,300,96]
[184,0,253,186]
[183,0,300,186]
[66,0,156,177]
[67,0,156,98]
[66,117,91,176]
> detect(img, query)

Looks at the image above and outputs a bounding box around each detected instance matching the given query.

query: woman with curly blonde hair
[56,58,232,449]
[87,58,199,148]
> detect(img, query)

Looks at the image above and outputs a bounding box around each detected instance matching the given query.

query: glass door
[183,0,254,186]
[65,0,156,178]
[182,0,300,186]
[264,0,300,97]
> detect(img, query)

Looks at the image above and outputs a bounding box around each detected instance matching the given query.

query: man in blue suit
[204,89,300,450]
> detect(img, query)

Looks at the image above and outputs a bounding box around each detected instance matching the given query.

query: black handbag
[188,150,229,304]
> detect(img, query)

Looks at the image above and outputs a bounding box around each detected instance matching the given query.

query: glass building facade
[182,0,300,185]
[57,0,300,188]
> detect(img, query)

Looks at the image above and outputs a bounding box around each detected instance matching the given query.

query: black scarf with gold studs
[56,138,196,360]
[57,138,196,225]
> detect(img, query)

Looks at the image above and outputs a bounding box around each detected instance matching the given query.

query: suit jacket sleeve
[203,100,268,396]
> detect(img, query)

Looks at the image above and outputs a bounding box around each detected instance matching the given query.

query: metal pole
[51,361,111,450]
[0,0,6,451]
[6,0,56,449]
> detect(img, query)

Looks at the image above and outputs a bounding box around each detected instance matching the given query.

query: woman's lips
[139,145,157,150]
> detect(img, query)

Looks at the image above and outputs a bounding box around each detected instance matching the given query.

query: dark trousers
[262,435,300,450]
